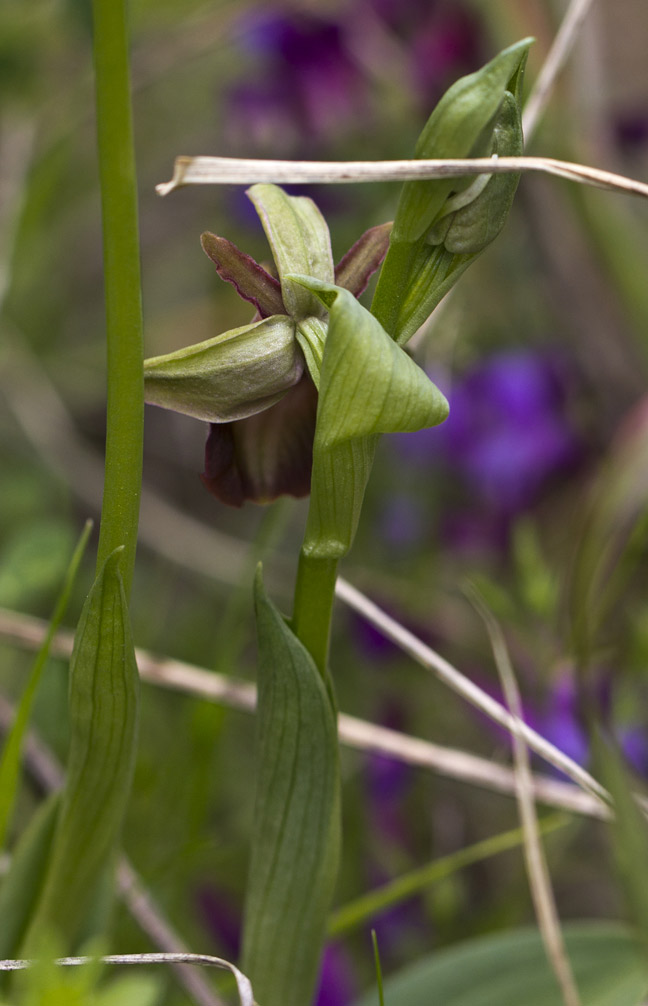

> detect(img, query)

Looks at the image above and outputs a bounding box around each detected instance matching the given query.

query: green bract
[372,36,533,344]
[290,277,449,559]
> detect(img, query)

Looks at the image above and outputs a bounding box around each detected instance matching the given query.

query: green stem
[92,0,144,599]
[291,552,338,678]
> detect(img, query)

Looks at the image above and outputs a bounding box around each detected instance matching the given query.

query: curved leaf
[24,548,139,950]
[144,314,301,423]
[352,924,647,1006]
[291,278,448,558]
[242,568,341,1006]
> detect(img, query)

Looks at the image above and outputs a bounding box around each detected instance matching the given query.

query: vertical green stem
[92,0,144,598]
[291,551,338,677]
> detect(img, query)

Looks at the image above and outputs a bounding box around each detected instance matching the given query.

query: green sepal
[242,567,341,1006]
[247,183,335,319]
[372,38,532,343]
[23,547,139,950]
[290,278,449,558]
[144,315,302,422]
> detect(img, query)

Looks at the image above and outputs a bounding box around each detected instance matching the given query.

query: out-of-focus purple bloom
[535,676,589,772]
[614,110,648,152]
[366,705,413,847]
[225,12,368,153]
[363,0,483,105]
[225,2,483,153]
[196,886,241,958]
[439,350,582,517]
[379,493,427,550]
[315,943,357,1006]
[620,727,648,777]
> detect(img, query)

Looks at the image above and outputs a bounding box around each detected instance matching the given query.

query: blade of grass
[156,155,648,201]
[467,585,582,1006]
[0,608,607,819]
[371,931,385,1006]
[328,815,568,937]
[522,0,596,141]
[0,520,92,851]
[336,577,609,807]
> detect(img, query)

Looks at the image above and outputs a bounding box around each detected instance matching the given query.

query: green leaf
[242,568,341,1006]
[0,520,92,851]
[352,924,648,1006]
[247,183,335,318]
[0,793,60,963]
[23,548,139,950]
[144,314,301,422]
[372,38,532,344]
[291,278,448,558]
[595,736,648,950]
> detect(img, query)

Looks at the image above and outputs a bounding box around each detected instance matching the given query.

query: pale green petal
[295,316,328,388]
[144,315,302,422]
[247,184,335,319]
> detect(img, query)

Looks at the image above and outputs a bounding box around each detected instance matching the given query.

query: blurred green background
[2,1,648,1002]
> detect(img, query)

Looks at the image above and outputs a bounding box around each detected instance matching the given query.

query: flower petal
[144,315,302,422]
[247,184,334,318]
[201,374,317,506]
[201,232,286,317]
[334,222,392,298]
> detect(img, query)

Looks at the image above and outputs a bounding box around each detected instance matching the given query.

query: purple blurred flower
[439,349,582,518]
[315,943,357,1006]
[363,0,483,105]
[196,886,241,958]
[225,1,484,153]
[614,109,648,153]
[379,493,427,550]
[225,12,368,153]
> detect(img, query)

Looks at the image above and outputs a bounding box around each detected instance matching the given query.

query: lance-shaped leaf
[24,548,139,950]
[290,278,449,559]
[372,37,532,343]
[0,793,60,963]
[144,315,303,423]
[248,183,335,319]
[242,568,341,1006]
[0,520,92,852]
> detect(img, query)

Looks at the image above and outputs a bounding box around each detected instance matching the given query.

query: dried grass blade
[468,585,582,1006]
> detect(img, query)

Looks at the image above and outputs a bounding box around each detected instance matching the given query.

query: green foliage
[23,549,139,950]
[3,950,162,1006]
[371,37,532,344]
[0,520,91,850]
[242,568,341,1006]
[352,924,648,1006]
[596,736,648,950]
[0,795,60,962]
